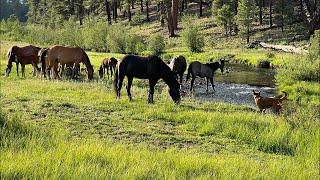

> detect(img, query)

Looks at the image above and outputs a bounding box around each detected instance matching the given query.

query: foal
[186,59,227,92]
[98,57,118,79]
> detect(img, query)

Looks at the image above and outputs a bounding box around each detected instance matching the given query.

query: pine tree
[236,0,257,44]
[215,4,235,36]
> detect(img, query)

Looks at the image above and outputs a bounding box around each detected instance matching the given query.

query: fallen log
[252,41,308,55]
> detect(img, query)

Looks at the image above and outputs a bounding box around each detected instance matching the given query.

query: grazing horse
[5,45,41,77]
[168,55,187,84]
[186,59,227,92]
[114,55,181,104]
[40,46,94,80]
[98,57,118,79]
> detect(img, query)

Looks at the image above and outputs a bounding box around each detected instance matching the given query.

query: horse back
[48,46,85,64]
[14,45,40,64]
[119,55,152,79]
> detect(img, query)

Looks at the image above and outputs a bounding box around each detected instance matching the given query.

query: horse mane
[80,48,92,68]
[205,62,220,71]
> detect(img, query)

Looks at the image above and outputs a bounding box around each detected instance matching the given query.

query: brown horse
[186,59,227,92]
[98,57,118,79]
[40,46,94,80]
[168,55,187,84]
[5,45,41,77]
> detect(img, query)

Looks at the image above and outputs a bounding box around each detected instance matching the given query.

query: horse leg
[117,74,125,99]
[60,64,64,77]
[209,78,215,92]
[148,79,157,103]
[72,63,79,79]
[16,63,19,77]
[46,65,52,80]
[110,67,113,78]
[126,76,133,101]
[53,64,61,80]
[190,77,196,92]
[179,73,183,85]
[206,77,209,93]
[21,64,25,78]
[106,67,109,80]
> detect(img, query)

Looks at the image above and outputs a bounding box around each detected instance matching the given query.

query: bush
[108,24,127,53]
[148,33,165,56]
[266,52,275,59]
[182,17,205,52]
[308,30,320,61]
[125,34,145,54]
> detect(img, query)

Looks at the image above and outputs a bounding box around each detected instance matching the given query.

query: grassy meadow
[0,39,319,179]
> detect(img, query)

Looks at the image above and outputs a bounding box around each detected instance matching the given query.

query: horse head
[87,65,94,80]
[219,59,229,73]
[5,46,19,77]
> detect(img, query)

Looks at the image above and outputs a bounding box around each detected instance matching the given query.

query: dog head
[252,90,261,99]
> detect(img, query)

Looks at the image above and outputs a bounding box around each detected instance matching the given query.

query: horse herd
[5,45,228,104]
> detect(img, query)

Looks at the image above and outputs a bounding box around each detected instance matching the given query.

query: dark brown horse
[40,46,94,80]
[98,57,118,79]
[186,59,227,92]
[114,55,181,104]
[168,55,187,84]
[5,45,41,77]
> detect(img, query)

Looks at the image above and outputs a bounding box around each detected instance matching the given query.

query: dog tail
[280,91,287,100]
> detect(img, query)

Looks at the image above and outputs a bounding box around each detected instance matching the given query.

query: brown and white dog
[252,90,287,113]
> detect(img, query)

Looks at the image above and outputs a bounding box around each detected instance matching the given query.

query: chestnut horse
[40,46,94,80]
[114,55,181,104]
[169,55,187,84]
[98,57,118,79]
[186,59,227,92]
[5,45,41,77]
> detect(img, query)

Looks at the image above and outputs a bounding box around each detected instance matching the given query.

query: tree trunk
[70,0,75,15]
[246,26,250,44]
[185,0,188,9]
[132,0,135,9]
[78,3,83,25]
[172,0,179,30]
[128,4,131,21]
[167,6,175,37]
[259,0,263,25]
[181,0,184,13]
[140,0,143,12]
[199,0,203,17]
[281,0,284,32]
[146,1,150,21]
[106,0,112,24]
[269,0,273,27]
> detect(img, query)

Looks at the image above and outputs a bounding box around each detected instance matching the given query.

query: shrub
[125,34,145,54]
[266,52,275,59]
[308,30,320,61]
[148,33,165,56]
[108,24,127,53]
[182,17,205,52]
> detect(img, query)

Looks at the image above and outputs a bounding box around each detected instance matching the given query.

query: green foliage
[108,24,127,53]
[0,15,25,41]
[148,33,165,55]
[125,34,145,54]
[265,52,275,59]
[181,17,205,52]
[236,0,258,43]
[214,4,235,35]
[308,30,320,61]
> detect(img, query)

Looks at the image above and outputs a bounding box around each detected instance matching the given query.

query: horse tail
[40,48,48,77]
[186,65,192,81]
[280,91,287,100]
[113,66,119,95]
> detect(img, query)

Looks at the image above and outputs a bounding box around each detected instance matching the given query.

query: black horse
[186,59,227,92]
[114,55,181,104]
[168,55,187,84]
